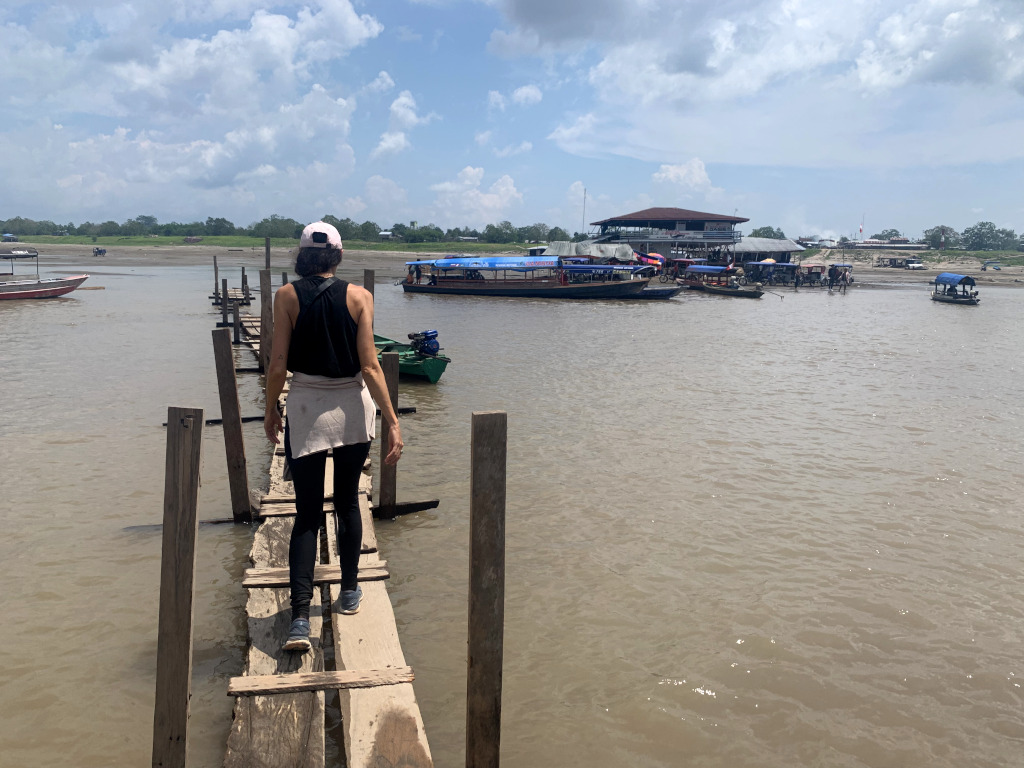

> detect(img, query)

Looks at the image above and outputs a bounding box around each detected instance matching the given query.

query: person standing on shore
[263,221,403,653]
[827,264,838,290]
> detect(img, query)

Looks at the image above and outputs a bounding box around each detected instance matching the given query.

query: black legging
[285,424,370,620]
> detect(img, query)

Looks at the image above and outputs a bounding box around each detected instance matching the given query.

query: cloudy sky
[2,0,1022,238]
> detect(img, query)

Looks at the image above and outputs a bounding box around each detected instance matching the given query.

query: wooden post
[377,352,399,516]
[281,271,288,287]
[232,301,241,345]
[213,254,219,297]
[264,237,271,269]
[221,278,229,326]
[466,411,507,768]
[259,270,273,374]
[152,406,204,768]
[241,267,250,303]
[363,268,375,298]
[212,329,251,523]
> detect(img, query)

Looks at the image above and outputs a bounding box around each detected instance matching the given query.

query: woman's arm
[350,286,403,465]
[263,284,298,444]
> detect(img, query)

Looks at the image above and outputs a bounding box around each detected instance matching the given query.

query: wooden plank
[259,269,273,374]
[329,480,432,767]
[228,667,414,697]
[152,407,204,768]
[223,515,326,768]
[372,499,439,519]
[466,411,507,768]
[377,352,400,514]
[244,561,388,588]
[212,328,252,522]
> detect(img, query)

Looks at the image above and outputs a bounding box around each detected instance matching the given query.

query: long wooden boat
[0,274,89,300]
[373,333,451,383]
[931,273,979,305]
[617,286,684,300]
[404,255,648,299]
[702,283,763,299]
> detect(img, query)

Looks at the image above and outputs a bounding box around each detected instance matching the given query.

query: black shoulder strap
[294,277,339,327]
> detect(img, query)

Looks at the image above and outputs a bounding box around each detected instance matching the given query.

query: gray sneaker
[340,585,362,615]
[282,618,311,652]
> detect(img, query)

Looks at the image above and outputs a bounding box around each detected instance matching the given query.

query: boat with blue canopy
[931,273,979,305]
[400,255,648,298]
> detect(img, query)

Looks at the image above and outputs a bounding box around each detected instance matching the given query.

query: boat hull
[373,335,451,383]
[931,294,979,305]
[702,283,763,298]
[0,274,89,300]
[403,279,648,299]
[617,286,685,300]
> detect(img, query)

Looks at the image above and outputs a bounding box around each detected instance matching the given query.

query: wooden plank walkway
[223,306,433,767]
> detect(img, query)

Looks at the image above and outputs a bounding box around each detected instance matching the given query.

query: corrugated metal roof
[733,237,803,253]
[591,207,749,226]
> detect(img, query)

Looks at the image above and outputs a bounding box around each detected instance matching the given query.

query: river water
[1,257,1022,767]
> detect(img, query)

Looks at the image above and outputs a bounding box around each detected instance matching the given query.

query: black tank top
[287,276,362,378]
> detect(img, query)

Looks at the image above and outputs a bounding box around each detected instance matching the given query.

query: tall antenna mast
[582,187,587,238]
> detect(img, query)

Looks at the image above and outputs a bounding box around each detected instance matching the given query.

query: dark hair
[294,246,342,277]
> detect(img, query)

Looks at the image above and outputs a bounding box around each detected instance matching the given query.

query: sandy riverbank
[11,242,1024,287]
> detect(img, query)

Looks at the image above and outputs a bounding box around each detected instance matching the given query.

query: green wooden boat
[374,332,451,383]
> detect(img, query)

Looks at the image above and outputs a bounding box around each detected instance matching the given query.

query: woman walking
[263,221,403,652]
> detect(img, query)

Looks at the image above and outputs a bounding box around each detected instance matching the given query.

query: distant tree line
[750,222,1023,251]
[0,214,576,244]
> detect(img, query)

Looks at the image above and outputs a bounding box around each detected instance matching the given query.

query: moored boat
[1,250,89,299]
[931,273,979,305]
[373,331,451,383]
[617,286,685,300]
[702,283,764,298]
[0,275,90,299]
[403,255,649,299]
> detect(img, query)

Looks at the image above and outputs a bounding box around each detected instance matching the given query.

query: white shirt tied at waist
[286,371,376,459]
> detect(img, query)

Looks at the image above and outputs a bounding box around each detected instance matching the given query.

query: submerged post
[152,406,204,768]
[281,271,288,287]
[259,270,273,374]
[363,268,375,298]
[377,352,399,516]
[221,278,229,326]
[212,329,251,523]
[232,302,241,345]
[213,254,219,298]
[264,237,271,270]
[241,267,250,303]
[466,411,507,768]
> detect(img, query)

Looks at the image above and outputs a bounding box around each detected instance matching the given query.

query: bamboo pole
[212,329,251,523]
[376,352,399,516]
[259,270,273,374]
[152,407,204,768]
[465,411,507,768]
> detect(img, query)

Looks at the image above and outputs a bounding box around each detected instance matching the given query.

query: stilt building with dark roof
[589,207,749,261]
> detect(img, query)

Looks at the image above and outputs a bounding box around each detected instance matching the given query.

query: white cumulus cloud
[430,166,523,228]
[511,84,543,105]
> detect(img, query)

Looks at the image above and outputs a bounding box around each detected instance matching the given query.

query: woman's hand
[384,421,403,465]
[264,408,283,444]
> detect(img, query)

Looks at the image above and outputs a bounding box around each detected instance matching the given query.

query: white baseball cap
[299,221,343,249]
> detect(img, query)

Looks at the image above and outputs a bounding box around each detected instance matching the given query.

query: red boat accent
[0,275,90,300]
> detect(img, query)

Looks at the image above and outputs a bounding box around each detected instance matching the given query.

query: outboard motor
[408,330,440,356]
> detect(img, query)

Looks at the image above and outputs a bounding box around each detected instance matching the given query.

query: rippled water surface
[1,259,1022,767]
